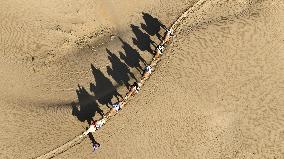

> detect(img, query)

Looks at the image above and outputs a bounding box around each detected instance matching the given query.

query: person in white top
[141,65,153,81]
[124,82,142,100]
[161,28,174,45]
[83,118,107,136]
[104,100,126,119]
[153,44,165,61]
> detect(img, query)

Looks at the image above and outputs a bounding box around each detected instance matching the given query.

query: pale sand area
[0,0,284,159]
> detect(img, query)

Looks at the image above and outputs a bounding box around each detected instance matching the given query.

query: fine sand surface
[0,0,283,158]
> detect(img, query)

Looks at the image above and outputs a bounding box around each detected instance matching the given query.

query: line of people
[83,27,174,145]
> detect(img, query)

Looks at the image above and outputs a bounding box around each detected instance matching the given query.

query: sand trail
[36,135,86,159]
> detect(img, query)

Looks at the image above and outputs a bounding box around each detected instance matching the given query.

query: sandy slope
[0,0,283,158]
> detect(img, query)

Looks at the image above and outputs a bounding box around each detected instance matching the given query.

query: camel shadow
[106,48,137,88]
[131,24,156,54]
[72,85,104,124]
[90,64,123,108]
[118,37,147,74]
[72,13,166,123]
[141,12,166,41]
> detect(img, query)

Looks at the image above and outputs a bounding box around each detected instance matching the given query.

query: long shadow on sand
[72,85,104,124]
[119,37,147,74]
[71,13,167,150]
[90,64,123,107]
[106,48,137,88]
[141,12,166,41]
[131,24,156,54]
[72,13,165,123]
[69,13,168,153]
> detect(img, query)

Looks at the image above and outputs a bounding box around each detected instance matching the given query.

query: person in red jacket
[83,118,106,136]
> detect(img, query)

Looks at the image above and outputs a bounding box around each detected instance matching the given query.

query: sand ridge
[1,0,283,158]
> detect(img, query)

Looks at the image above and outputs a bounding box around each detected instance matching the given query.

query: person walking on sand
[153,44,165,61]
[87,130,101,153]
[93,142,100,152]
[124,82,142,100]
[161,28,174,45]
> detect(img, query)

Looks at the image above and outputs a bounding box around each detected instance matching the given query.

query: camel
[141,65,153,81]
[104,101,126,119]
[161,28,174,45]
[83,118,107,135]
[153,45,165,61]
[124,82,142,100]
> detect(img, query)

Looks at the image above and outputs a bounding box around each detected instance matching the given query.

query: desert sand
[0,0,283,158]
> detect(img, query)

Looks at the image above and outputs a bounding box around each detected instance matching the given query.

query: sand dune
[0,0,283,158]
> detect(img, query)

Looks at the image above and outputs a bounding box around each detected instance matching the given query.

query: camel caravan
[83,27,174,137]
